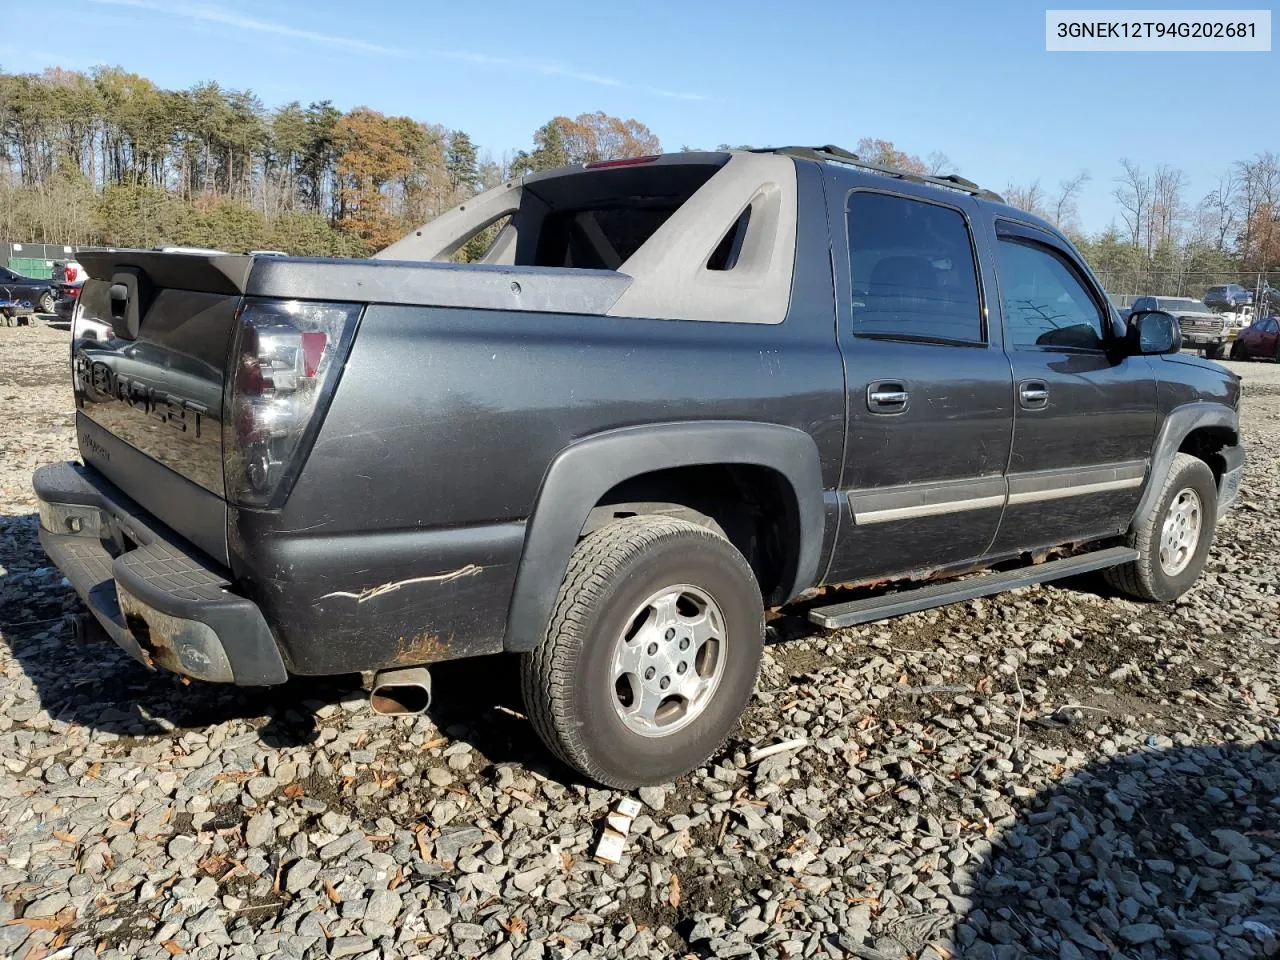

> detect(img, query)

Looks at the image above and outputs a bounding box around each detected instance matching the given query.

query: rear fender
[503,420,825,652]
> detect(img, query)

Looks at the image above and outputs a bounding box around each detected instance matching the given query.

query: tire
[37,290,54,314]
[1104,452,1217,602]
[1230,340,1247,361]
[1203,342,1222,360]
[521,515,764,787]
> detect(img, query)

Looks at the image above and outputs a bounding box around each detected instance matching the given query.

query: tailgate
[72,250,251,565]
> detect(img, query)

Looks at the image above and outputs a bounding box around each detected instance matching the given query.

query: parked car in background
[49,259,87,323]
[1229,316,1280,361]
[53,285,81,322]
[1204,284,1253,311]
[52,259,88,284]
[1130,295,1231,358]
[0,265,58,314]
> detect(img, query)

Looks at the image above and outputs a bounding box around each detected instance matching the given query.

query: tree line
[1,64,1276,301]
[1006,154,1279,300]
[0,67,661,257]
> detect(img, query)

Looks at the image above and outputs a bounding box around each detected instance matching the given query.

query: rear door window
[846,192,984,345]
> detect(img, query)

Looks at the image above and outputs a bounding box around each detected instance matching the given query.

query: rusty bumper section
[33,461,288,685]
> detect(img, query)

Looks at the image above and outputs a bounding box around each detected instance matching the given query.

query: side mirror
[1126,310,1181,355]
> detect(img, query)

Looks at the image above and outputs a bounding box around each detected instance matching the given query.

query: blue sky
[3,0,1274,233]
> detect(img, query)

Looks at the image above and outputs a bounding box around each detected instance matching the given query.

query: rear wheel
[37,290,55,314]
[1105,452,1217,602]
[521,515,764,787]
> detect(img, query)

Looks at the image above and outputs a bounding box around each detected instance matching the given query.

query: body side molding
[503,421,826,652]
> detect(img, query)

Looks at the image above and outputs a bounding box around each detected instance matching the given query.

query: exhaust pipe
[370,666,432,715]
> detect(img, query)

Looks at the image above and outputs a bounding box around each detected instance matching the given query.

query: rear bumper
[1218,443,1245,519]
[32,461,287,685]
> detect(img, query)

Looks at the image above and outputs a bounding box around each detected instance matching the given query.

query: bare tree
[1150,164,1187,251]
[1004,180,1044,216]
[1199,173,1240,251]
[1235,152,1280,269]
[924,151,952,176]
[1113,158,1151,250]
[1050,170,1090,230]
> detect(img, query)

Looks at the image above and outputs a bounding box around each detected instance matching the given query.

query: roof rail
[754,145,1005,203]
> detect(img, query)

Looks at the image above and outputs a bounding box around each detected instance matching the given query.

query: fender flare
[503,420,826,652]
[1133,401,1239,523]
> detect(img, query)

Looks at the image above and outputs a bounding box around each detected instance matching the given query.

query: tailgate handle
[109,283,129,321]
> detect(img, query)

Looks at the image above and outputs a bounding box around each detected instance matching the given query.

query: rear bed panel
[75,281,238,495]
[72,252,247,565]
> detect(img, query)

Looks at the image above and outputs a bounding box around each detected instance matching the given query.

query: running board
[807,546,1139,629]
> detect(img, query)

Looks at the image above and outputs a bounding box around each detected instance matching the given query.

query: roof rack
[754,145,1005,203]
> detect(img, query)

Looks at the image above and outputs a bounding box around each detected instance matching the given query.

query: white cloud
[85,0,709,99]
[87,0,407,56]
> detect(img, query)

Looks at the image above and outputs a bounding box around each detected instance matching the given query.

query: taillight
[224,299,361,508]
[583,155,660,169]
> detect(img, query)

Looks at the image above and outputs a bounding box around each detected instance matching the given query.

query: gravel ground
[2,323,1278,960]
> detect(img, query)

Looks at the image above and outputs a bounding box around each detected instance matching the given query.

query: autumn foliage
[0,68,661,257]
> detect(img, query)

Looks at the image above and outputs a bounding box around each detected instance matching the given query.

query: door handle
[1019,380,1049,409]
[867,381,909,413]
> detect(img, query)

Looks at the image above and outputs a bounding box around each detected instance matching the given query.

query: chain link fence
[1096,270,1277,310]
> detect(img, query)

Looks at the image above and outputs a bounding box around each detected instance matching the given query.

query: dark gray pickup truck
[34,147,1245,787]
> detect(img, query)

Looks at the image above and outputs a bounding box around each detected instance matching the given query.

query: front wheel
[1203,342,1223,360]
[1230,340,1247,361]
[521,515,764,787]
[1105,452,1217,602]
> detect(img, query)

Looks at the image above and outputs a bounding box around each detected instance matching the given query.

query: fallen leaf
[53,831,77,844]
[323,880,342,905]
[420,737,448,752]
[161,940,183,956]
[560,851,574,873]
[414,824,431,861]
[86,762,101,779]
[5,917,59,930]
[198,854,229,878]
[500,915,527,936]
[283,783,304,799]
[389,865,403,890]
[668,874,681,909]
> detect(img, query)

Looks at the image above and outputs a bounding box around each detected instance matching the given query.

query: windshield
[1159,298,1211,313]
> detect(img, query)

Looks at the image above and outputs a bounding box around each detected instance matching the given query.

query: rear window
[846,192,983,345]
[534,207,679,269]
[521,162,721,270]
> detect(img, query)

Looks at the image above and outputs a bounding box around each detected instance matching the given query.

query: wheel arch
[1134,402,1239,526]
[503,421,826,652]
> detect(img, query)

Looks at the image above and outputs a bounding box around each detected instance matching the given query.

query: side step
[808,546,1139,629]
